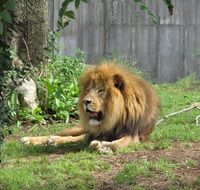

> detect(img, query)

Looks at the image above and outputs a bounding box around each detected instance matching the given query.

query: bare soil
[94,142,200,190]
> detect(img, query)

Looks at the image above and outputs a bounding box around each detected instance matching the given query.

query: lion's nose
[83,99,92,105]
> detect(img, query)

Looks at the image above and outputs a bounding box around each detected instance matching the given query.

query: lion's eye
[98,89,105,94]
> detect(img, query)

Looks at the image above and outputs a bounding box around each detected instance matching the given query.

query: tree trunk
[6,0,48,66]
[0,0,48,126]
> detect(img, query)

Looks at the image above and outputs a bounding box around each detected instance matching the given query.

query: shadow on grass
[20,140,89,157]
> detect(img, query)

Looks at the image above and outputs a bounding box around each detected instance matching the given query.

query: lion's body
[20,62,160,153]
[79,62,160,143]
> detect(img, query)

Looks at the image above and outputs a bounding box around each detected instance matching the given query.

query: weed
[194,176,200,186]
[183,158,197,168]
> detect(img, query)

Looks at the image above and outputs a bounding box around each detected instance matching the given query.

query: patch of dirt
[94,142,200,190]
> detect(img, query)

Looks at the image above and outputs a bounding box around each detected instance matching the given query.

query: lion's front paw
[98,146,113,154]
[89,140,102,150]
[101,141,116,152]
[89,140,113,154]
[47,136,61,146]
[20,137,31,144]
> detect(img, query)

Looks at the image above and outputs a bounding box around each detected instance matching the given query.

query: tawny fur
[78,61,160,142]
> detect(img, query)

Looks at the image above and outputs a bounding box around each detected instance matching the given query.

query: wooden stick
[156,102,200,126]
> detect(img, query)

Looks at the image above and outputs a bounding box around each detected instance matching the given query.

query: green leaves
[75,0,82,9]
[57,0,88,31]
[65,10,75,19]
[0,10,11,23]
[133,0,158,25]
[163,0,174,15]
[133,0,174,25]
[75,0,88,9]
[4,0,16,11]
[38,49,85,122]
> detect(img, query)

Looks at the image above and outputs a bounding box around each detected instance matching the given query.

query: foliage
[133,0,173,24]
[0,0,15,35]
[133,0,158,25]
[0,0,15,145]
[37,49,85,122]
[4,50,85,124]
[48,0,88,58]
[163,0,174,15]
[57,0,173,29]
[57,0,88,31]
[18,108,44,123]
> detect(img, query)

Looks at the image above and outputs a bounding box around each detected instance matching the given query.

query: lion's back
[122,72,160,140]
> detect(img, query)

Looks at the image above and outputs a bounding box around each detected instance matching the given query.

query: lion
[20,62,160,153]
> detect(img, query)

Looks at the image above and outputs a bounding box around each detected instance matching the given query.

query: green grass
[1,145,109,190]
[0,153,103,190]
[115,158,177,185]
[1,76,200,189]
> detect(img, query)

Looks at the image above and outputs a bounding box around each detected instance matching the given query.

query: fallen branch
[196,115,200,126]
[156,102,200,126]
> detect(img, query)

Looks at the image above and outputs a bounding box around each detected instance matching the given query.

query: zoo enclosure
[48,0,200,83]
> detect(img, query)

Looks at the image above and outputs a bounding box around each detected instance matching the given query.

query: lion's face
[82,87,106,126]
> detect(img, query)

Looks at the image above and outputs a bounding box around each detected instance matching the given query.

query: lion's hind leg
[56,126,85,136]
[20,126,86,146]
[47,126,86,146]
[47,134,86,146]
[20,134,86,146]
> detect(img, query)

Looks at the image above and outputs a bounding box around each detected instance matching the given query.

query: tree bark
[0,0,48,125]
[6,0,48,66]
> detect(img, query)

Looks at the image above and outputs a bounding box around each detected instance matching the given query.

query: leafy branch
[133,0,174,25]
[57,0,88,31]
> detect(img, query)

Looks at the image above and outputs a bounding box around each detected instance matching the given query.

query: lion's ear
[113,74,125,91]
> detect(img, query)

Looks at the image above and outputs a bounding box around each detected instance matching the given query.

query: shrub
[37,49,85,123]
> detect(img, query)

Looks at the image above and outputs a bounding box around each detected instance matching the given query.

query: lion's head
[78,62,160,139]
[78,63,126,135]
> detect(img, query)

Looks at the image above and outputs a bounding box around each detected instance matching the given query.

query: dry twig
[156,102,200,126]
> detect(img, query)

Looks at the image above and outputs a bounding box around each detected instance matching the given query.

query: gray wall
[48,0,200,83]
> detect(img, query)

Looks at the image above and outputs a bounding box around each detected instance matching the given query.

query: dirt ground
[93,142,200,190]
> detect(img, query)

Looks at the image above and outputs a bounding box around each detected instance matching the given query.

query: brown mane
[78,61,160,142]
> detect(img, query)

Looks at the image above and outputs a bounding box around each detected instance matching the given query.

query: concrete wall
[48,0,200,83]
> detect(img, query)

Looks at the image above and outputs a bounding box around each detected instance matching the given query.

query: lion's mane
[78,62,160,142]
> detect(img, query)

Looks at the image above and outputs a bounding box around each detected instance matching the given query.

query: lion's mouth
[86,108,103,121]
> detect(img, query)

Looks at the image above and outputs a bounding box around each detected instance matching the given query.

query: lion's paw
[98,146,113,154]
[47,136,60,146]
[20,137,31,144]
[101,141,116,152]
[89,140,113,154]
[89,140,102,150]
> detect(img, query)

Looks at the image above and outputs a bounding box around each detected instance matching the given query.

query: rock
[17,78,38,110]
